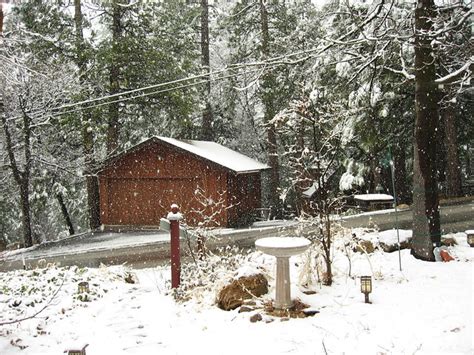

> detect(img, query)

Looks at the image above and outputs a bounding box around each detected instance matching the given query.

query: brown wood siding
[99,141,231,227]
[227,173,261,227]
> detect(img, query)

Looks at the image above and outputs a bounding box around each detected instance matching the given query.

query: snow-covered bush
[171,246,266,306]
[294,215,339,286]
[339,160,366,193]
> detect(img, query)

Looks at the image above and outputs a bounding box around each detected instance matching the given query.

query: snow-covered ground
[1,229,472,355]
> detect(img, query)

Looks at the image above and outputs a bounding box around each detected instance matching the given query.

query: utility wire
[17,45,327,121]
[45,66,266,119]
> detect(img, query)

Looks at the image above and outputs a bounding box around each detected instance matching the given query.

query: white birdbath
[255,237,311,309]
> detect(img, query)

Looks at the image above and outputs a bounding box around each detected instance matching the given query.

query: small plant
[182,187,236,261]
[296,213,337,286]
[123,272,137,284]
[76,293,90,302]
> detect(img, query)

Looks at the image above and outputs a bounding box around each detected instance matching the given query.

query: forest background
[0,0,472,261]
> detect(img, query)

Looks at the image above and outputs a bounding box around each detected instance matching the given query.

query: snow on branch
[435,59,473,84]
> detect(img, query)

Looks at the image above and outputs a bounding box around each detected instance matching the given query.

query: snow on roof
[354,194,394,201]
[156,136,269,173]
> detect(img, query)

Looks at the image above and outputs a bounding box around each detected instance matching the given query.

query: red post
[167,204,182,288]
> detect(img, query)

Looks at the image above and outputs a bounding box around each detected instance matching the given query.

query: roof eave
[234,168,270,175]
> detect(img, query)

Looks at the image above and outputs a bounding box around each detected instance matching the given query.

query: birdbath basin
[255,237,311,309]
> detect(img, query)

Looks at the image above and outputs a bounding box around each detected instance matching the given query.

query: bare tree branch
[0,277,65,326]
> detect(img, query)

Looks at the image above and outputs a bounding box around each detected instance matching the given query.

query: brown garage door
[106,178,199,225]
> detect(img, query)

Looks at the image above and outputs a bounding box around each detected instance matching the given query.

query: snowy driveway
[0,221,297,272]
[342,199,474,231]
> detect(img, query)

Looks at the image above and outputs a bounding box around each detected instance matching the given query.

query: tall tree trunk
[57,193,75,235]
[259,0,281,218]
[19,179,33,247]
[1,8,34,248]
[21,110,33,247]
[443,104,462,197]
[74,0,101,229]
[200,0,213,140]
[0,4,3,35]
[466,148,471,178]
[295,118,306,215]
[1,102,34,247]
[107,0,124,154]
[412,0,441,261]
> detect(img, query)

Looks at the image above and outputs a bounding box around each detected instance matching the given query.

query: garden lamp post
[466,230,474,247]
[360,276,372,304]
[77,281,89,294]
[168,204,182,289]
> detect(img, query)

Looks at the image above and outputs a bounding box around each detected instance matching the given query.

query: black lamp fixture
[77,281,89,294]
[466,230,474,247]
[360,276,372,304]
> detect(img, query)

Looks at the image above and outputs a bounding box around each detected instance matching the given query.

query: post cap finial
[168,204,182,220]
[171,204,179,214]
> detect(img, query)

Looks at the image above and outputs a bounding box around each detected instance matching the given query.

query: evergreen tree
[200,0,213,140]
[74,0,100,229]
[1,34,80,246]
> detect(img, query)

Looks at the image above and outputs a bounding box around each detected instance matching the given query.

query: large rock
[353,240,376,254]
[379,239,411,253]
[441,237,457,247]
[217,274,268,311]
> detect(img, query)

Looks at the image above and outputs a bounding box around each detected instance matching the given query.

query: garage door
[106,178,199,225]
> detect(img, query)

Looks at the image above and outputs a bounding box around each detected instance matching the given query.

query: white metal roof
[354,194,394,201]
[156,136,269,174]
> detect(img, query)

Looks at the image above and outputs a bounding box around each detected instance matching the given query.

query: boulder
[238,306,253,313]
[379,239,411,253]
[441,237,457,247]
[353,240,376,254]
[250,313,263,323]
[217,274,268,311]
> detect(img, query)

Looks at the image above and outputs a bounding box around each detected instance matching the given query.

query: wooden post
[167,204,182,288]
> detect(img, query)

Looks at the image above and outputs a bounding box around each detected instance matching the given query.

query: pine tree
[411,0,442,261]
[200,0,213,141]
[74,0,100,229]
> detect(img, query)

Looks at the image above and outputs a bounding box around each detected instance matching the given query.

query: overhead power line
[47,67,266,119]
[18,45,329,121]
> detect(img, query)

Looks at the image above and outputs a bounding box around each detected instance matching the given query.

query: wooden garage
[97,136,269,228]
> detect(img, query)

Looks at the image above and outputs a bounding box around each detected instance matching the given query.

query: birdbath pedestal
[255,237,311,309]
